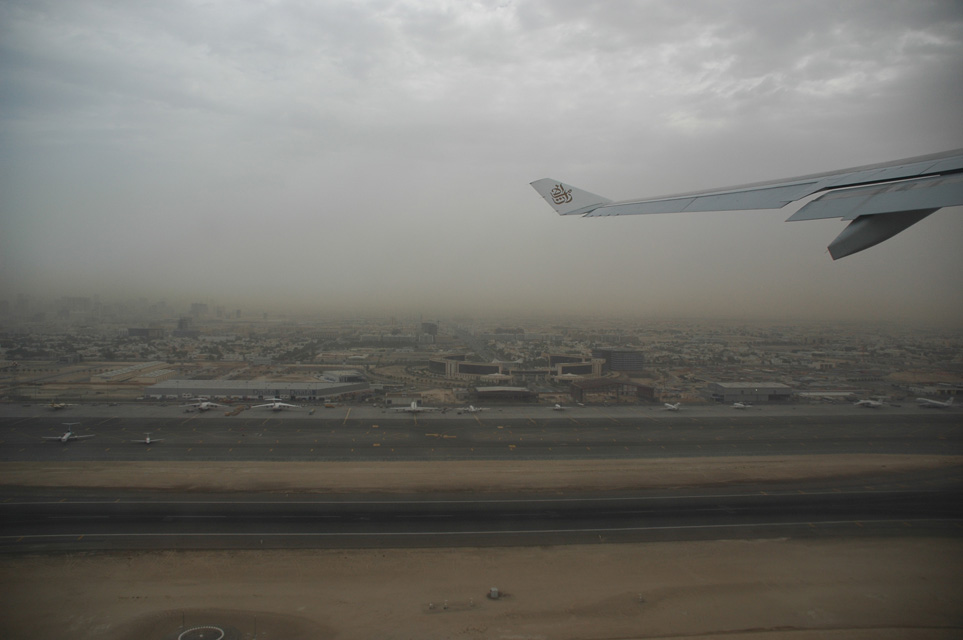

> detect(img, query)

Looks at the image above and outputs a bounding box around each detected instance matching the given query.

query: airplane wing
[531,148,963,259]
[917,397,952,408]
[72,434,96,439]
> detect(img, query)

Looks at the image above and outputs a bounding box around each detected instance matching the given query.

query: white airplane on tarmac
[183,399,227,412]
[48,402,76,410]
[252,399,301,411]
[42,423,95,443]
[732,402,751,410]
[392,401,439,413]
[131,432,164,444]
[552,404,567,411]
[855,399,885,408]
[664,402,681,411]
[916,397,954,409]
[460,405,488,413]
[531,148,963,260]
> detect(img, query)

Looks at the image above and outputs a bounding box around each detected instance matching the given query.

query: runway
[3,403,960,551]
[1,403,961,462]
[2,469,960,552]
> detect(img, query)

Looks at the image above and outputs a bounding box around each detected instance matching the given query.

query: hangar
[707,382,793,403]
[570,378,656,404]
[146,379,369,401]
[473,386,538,403]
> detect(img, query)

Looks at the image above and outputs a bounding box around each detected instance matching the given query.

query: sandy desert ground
[1,454,961,639]
[1,453,959,494]
[2,537,960,639]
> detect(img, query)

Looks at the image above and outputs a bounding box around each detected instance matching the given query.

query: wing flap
[788,173,963,222]
[586,182,821,216]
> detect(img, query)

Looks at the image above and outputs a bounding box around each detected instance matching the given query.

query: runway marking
[343,409,351,424]
[6,518,955,543]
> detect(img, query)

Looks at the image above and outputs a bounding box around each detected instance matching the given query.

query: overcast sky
[2,0,962,325]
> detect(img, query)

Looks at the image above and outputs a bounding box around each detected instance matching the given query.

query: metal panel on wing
[788,173,963,222]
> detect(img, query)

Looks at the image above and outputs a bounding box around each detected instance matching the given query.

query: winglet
[530,179,611,216]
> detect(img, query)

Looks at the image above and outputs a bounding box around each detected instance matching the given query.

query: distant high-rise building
[128,327,165,339]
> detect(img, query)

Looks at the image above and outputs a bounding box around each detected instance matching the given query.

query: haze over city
[2,1,962,324]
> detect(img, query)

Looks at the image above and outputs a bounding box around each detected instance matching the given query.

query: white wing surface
[531,148,963,259]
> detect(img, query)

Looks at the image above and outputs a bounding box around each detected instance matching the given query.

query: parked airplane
[916,397,954,409]
[531,148,963,259]
[855,399,885,408]
[732,402,751,410]
[392,401,439,413]
[552,404,567,411]
[42,423,95,443]
[460,405,488,413]
[252,400,300,411]
[48,402,75,410]
[183,399,226,412]
[664,402,681,411]
[131,432,164,444]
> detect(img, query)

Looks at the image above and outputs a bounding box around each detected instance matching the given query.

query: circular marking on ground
[178,626,226,640]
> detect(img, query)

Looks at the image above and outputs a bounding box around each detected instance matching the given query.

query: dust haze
[2,1,962,325]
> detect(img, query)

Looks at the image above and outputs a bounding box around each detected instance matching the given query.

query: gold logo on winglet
[550,184,573,205]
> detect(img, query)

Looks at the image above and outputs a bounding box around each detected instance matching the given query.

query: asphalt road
[2,468,960,551]
[1,403,960,462]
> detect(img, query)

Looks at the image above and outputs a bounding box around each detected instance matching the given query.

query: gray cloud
[1,0,962,324]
